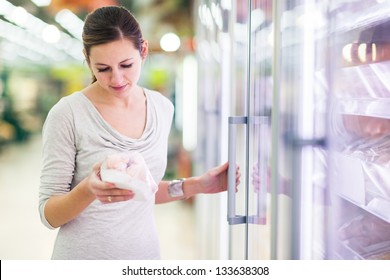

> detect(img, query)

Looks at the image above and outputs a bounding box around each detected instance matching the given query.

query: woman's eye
[122,64,133,68]
[97,67,109,72]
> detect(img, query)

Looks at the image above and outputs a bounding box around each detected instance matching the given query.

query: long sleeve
[39,98,77,229]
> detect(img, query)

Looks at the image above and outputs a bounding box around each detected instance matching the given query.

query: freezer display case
[327,0,390,260]
[193,0,390,260]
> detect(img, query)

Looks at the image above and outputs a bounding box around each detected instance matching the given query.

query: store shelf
[332,151,390,223]
[336,211,390,259]
[335,99,390,119]
[335,62,390,98]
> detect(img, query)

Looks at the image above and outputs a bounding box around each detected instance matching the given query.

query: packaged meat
[100,151,158,201]
[338,213,390,258]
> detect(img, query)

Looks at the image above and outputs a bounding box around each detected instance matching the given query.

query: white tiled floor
[0,134,197,260]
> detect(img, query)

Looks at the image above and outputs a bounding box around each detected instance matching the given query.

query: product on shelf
[342,115,390,138]
[338,213,390,259]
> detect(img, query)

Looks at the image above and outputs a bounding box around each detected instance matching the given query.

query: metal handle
[248,116,269,225]
[228,116,247,225]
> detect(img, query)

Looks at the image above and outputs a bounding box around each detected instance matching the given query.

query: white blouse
[39,89,174,259]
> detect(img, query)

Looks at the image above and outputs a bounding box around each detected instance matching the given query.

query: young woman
[39,5,240,260]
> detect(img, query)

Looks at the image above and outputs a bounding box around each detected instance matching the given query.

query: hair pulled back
[82,6,144,83]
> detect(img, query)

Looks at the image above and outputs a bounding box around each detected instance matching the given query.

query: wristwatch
[168,178,185,197]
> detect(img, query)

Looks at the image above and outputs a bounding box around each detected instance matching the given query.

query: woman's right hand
[44,161,135,228]
[86,162,135,204]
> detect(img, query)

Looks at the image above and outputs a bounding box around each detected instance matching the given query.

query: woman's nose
[110,68,123,84]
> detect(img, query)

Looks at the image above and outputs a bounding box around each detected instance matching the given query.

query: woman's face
[87,38,147,96]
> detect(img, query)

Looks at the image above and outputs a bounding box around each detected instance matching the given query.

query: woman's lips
[111,84,127,91]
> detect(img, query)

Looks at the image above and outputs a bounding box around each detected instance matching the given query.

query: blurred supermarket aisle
[0,134,197,260]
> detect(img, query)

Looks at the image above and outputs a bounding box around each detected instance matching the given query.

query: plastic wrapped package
[344,134,390,159]
[335,66,381,99]
[362,158,390,220]
[369,63,390,97]
[366,197,390,221]
[329,108,390,154]
[363,162,390,198]
[339,134,390,216]
[335,63,390,99]
[338,213,390,259]
[100,152,158,201]
[342,115,390,139]
[354,136,390,195]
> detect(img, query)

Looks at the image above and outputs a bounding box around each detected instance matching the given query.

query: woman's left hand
[198,162,240,194]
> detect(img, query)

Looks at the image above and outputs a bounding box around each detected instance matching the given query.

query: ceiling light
[42,24,61,44]
[31,0,51,7]
[55,9,83,40]
[10,6,28,27]
[160,32,181,52]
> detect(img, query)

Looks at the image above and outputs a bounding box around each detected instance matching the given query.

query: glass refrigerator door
[327,0,390,260]
[194,0,252,260]
[226,0,275,260]
[246,0,273,260]
[230,0,329,260]
[197,0,275,260]
[226,0,248,259]
[272,1,329,259]
[194,0,230,259]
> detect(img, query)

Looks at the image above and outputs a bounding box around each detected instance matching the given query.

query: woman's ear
[141,40,149,59]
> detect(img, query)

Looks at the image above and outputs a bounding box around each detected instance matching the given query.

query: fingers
[97,189,135,204]
[212,161,240,178]
[235,164,241,186]
[89,167,135,203]
[91,161,104,177]
[98,187,133,196]
[235,170,241,185]
[212,161,229,175]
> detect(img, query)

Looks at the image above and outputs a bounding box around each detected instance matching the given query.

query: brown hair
[82,6,145,83]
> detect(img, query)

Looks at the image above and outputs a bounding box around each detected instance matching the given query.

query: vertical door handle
[248,116,269,225]
[228,116,247,225]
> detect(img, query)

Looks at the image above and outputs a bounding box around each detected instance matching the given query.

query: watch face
[168,179,184,197]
